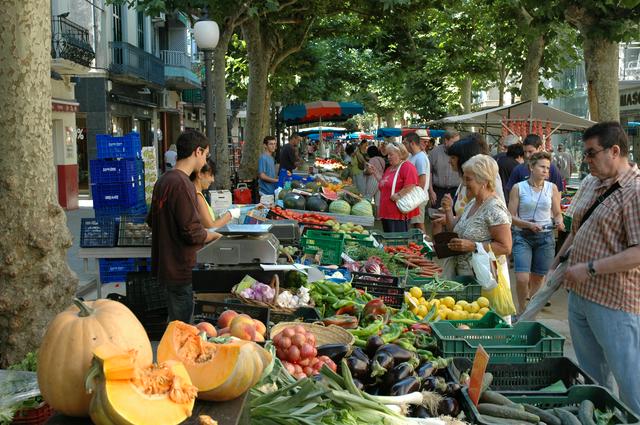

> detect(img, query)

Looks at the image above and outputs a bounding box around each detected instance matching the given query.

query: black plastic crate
[80,217,118,248]
[136,308,167,341]
[352,271,400,287]
[269,307,322,325]
[351,272,403,308]
[125,272,167,313]
[118,215,152,247]
[193,300,270,331]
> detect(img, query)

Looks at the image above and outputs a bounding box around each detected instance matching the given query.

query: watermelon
[329,200,351,215]
[278,189,290,200]
[283,193,306,210]
[322,187,338,201]
[290,180,303,189]
[306,195,329,212]
[351,200,373,217]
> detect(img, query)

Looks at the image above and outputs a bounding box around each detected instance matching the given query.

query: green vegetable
[523,404,561,425]
[477,403,540,423]
[479,415,534,425]
[578,400,596,425]
[594,409,615,425]
[480,390,520,407]
[348,320,384,339]
[554,407,582,425]
[380,324,404,344]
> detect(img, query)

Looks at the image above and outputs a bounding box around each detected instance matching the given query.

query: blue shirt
[258,153,277,195]
[506,162,565,197]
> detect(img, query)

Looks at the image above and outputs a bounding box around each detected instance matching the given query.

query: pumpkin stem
[73,298,94,317]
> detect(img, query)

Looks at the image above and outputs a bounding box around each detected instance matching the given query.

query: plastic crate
[372,229,425,247]
[344,232,376,247]
[410,275,483,302]
[94,202,147,219]
[444,311,510,329]
[91,180,145,209]
[278,172,311,188]
[118,215,152,246]
[80,217,118,248]
[431,321,565,363]
[351,272,403,307]
[89,159,144,184]
[99,258,141,283]
[97,132,142,159]
[193,300,270,332]
[300,230,345,265]
[125,271,167,312]
[461,386,640,425]
[449,357,595,393]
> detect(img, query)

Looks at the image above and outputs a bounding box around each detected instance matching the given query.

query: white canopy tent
[428,100,595,137]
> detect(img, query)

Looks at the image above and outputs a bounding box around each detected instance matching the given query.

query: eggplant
[438,397,460,417]
[365,335,385,357]
[316,344,349,363]
[351,378,365,391]
[345,354,370,381]
[411,405,432,419]
[351,347,370,363]
[416,362,435,380]
[390,376,421,396]
[421,376,438,392]
[377,344,414,365]
[383,362,415,388]
[444,382,462,396]
[370,349,395,378]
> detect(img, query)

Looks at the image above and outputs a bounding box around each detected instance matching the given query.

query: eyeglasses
[582,147,609,159]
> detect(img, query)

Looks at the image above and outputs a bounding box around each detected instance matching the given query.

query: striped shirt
[428,144,460,188]
[567,165,640,313]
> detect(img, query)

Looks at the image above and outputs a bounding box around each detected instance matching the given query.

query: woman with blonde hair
[373,142,420,232]
[436,154,512,278]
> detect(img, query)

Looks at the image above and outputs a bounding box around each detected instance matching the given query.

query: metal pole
[203,49,215,155]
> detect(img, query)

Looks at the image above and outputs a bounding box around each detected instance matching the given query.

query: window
[112,5,123,42]
[137,11,145,50]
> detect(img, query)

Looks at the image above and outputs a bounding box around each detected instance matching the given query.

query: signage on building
[620,88,640,112]
[52,101,79,113]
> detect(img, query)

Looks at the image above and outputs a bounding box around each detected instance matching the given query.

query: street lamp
[193,17,219,155]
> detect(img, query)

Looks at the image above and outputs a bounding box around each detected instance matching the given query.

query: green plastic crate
[449,357,596,392]
[373,228,424,246]
[344,232,376,247]
[461,386,640,425]
[431,321,565,363]
[300,230,345,265]
[409,275,483,302]
[444,311,509,329]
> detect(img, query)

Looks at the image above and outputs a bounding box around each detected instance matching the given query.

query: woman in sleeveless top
[508,151,565,314]
[190,159,234,234]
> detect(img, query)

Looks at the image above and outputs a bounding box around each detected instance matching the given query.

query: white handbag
[391,161,428,214]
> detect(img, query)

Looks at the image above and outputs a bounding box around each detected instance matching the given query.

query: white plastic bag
[470,243,497,290]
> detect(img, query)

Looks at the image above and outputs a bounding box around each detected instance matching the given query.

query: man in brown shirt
[147,131,217,322]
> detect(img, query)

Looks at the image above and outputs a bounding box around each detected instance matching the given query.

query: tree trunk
[262,88,272,139]
[385,111,396,128]
[213,32,232,189]
[239,18,270,180]
[520,33,545,102]
[0,0,78,367]
[498,62,508,106]
[583,37,619,121]
[460,77,472,113]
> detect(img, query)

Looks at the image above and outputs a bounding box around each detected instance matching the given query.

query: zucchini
[481,390,520,408]
[554,408,582,425]
[477,403,540,423]
[480,414,533,425]
[577,400,596,425]
[481,372,494,393]
[523,404,562,425]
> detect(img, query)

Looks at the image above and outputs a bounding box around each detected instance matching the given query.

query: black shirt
[497,155,519,203]
[279,143,297,172]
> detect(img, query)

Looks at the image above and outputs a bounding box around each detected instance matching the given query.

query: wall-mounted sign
[52,101,79,113]
[621,88,640,112]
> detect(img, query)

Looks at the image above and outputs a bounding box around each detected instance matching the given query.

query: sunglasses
[582,147,609,159]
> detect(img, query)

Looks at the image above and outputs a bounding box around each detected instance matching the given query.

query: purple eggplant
[438,397,460,417]
[411,405,432,418]
[383,362,416,388]
[416,361,435,379]
[390,376,421,396]
[365,335,385,357]
[345,354,370,381]
[377,344,414,365]
[370,349,395,378]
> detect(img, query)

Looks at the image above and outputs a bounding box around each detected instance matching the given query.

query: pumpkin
[37,298,153,416]
[86,343,197,425]
[157,321,272,401]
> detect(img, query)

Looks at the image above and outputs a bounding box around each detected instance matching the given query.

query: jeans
[569,291,640,415]
[381,219,408,232]
[166,283,194,323]
[512,230,555,275]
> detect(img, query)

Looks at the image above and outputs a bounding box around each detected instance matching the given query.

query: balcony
[620,43,640,81]
[182,88,204,105]
[51,17,95,71]
[109,41,164,87]
[160,50,202,90]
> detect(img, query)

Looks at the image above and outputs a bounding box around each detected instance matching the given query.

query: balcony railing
[160,50,191,68]
[110,41,164,86]
[182,88,204,104]
[51,17,95,67]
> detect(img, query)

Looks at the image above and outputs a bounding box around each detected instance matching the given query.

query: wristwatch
[587,261,597,278]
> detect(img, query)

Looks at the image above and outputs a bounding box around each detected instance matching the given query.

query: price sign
[468,345,490,406]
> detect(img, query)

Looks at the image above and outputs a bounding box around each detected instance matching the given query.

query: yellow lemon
[477,296,490,308]
[432,299,441,309]
[469,301,480,313]
[479,307,490,316]
[419,297,428,305]
[471,313,483,320]
[442,296,455,309]
[453,305,464,312]
[459,311,470,319]
[405,293,419,309]
[438,311,448,320]
[410,306,419,315]
[456,300,469,307]
[463,303,474,313]
[410,287,423,299]
[417,305,429,317]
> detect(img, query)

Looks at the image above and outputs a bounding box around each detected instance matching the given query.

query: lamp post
[193,17,219,155]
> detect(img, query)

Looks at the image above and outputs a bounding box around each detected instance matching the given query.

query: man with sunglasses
[550,121,640,414]
[148,131,218,323]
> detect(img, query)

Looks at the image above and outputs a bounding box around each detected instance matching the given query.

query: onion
[300,343,315,359]
[279,336,292,349]
[287,345,301,363]
[283,328,296,338]
[292,333,306,348]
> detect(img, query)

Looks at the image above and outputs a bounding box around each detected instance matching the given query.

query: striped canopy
[282,101,364,125]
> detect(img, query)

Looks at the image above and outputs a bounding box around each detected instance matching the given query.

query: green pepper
[395,338,417,352]
[416,349,436,362]
[349,319,384,338]
[381,324,404,343]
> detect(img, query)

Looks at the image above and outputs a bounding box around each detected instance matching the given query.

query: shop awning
[281,101,364,125]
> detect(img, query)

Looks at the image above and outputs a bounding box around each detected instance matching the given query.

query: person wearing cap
[428,129,461,208]
[496,135,524,204]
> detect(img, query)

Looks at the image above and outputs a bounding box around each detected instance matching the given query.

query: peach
[217,327,230,335]
[230,315,257,341]
[254,333,265,343]
[217,310,239,329]
[195,321,217,338]
[253,319,267,337]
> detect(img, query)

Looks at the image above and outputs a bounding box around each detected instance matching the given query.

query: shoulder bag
[391,161,428,214]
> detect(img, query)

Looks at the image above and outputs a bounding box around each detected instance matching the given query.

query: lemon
[471,313,483,320]
[459,311,470,319]
[417,305,428,317]
[479,307,490,316]
[463,303,474,313]
[432,299,441,308]
[410,287,423,299]
[438,311,448,320]
[477,296,490,308]
[405,293,419,309]
[419,297,428,305]
[442,296,456,309]
[469,301,480,313]
[456,300,469,307]
[453,305,464,311]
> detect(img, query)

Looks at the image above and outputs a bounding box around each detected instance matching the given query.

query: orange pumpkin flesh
[87,343,197,425]
[37,299,153,417]
[157,321,272,401]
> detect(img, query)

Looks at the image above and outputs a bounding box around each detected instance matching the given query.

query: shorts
[512,230,555,276]
[409,202,427,224]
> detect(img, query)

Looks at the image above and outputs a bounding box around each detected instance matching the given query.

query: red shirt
[378,161,420,220]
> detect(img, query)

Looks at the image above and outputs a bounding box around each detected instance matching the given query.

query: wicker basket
[11,402,54,425]
[270,322,355,346]
[232,275,297,314]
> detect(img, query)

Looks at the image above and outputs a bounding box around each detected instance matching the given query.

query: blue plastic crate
[99,258,151,283]
[90,159,144,184]
[91,180,145,209]
[96,132,142,159]
[94,203,147,219]
[80,218,118,248]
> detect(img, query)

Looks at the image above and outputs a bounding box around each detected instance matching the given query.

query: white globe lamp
[194,19,220,50]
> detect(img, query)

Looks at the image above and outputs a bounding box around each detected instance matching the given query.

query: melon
[306,195,329,212]
[351,200,374,217]
[283,193,306,210]
[329,200,351,215]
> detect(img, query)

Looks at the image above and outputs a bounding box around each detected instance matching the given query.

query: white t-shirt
[164,150,177,168]
[410,151,431,195]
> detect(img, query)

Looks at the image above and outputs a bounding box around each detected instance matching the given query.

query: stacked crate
[91,133,149,284]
